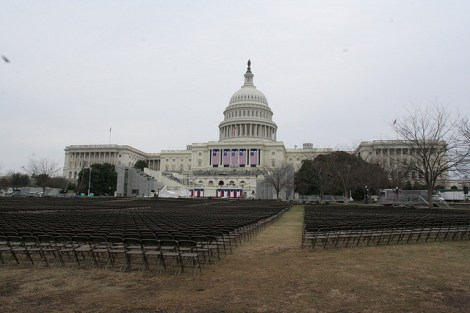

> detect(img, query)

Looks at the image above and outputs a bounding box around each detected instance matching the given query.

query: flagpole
[109,127,112,144]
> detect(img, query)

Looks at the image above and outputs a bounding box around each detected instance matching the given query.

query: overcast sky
[1,0,469,174]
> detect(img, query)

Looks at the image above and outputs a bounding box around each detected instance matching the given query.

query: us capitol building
[65,61,443,198]
[63,61,333,199]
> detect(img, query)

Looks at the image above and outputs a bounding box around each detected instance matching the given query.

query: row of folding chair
[0,234,208,274]
[303,223,470,249]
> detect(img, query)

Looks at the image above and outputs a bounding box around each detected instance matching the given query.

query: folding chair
[142,238,165,272]
[123,238,147,271]
[106,236,126,271]
[159,239,181,274]
[22,235,50,267]
[0,235,18,265]
[178,240,202,274]
[37,234,61,266]
[71,235,93,267]
[55,235,80,266]
[7,236,34,267]
[89,236,110,269]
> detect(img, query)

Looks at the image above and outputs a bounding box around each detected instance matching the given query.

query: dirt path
[228,204,304,254]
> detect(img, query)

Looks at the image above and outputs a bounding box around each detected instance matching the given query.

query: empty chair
[37,234,59,265]
[190,235,212,265]
[0,235,18,265]
[7,235,34,266]
[89,236,110,269]
[123,238,147,271]
[178,240,202,274]
[106,236,126,270]
[159,240,181,274]
[71,235,93,267]
[142,238,165,272]
[55,235,80,266]
[22,235,49,267]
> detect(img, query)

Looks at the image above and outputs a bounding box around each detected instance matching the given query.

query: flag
[250,149,258,166]
[239,149,246,166]
[109,127,112,132]
[231,149,238,165]
[223,149,230,166]
[212,149,219,166]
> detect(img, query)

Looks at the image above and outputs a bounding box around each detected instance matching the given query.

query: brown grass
[1,206,470,313]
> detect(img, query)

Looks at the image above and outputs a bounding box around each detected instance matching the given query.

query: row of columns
[147,159,160,171]
[67,151,118,168]
[220,123,276,140]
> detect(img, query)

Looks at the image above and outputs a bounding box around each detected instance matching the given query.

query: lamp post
[255,174,258,200]
[147,177,151,197]
[240,181,245,199]
[364,185,368,204]
[395,186,399,202]
[87,167,92,196]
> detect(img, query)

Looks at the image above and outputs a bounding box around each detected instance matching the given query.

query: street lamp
[240,181,245,199]
[255,174,258,200]
[87,167,92,196]
[364,185,368,204]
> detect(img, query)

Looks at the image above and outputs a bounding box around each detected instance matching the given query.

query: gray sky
[1,0,469,174]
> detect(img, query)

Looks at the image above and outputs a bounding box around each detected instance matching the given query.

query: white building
[354,140,449,188]
[64,61,332,199]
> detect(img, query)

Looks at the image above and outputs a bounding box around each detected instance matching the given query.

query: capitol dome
[229,83,268,106]
[219,60,277,142]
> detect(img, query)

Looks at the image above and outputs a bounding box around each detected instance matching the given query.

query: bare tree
[392,104,470,208]
[260,162,295,200]
[24,157,61,193]
[8,172,30,189]
[310,156,335,201]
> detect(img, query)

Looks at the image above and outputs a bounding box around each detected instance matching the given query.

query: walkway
[220,205,304,264]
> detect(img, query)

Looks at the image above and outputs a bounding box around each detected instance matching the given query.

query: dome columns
[219,123,277,140]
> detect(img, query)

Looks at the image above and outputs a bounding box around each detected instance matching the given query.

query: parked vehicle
[438,189,467,201]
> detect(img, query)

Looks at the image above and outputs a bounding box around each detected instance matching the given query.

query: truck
[437,189,468,202]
